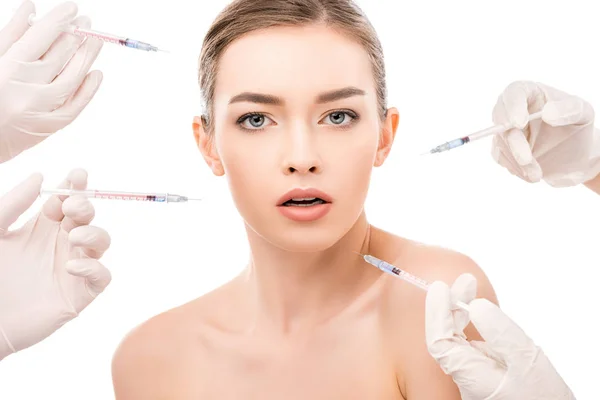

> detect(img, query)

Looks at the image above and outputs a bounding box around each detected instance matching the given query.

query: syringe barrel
[91,190,168,202]
[123,39,157,51]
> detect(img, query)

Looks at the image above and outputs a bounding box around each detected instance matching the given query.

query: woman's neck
[241,212,383,335]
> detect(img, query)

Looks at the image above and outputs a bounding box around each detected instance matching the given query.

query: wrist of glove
[426,274,575,400]
[491,80,599,188]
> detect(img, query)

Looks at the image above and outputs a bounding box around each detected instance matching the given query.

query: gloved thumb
[65,259,111,309]
[468,298,538,367]
[0,172,43,236]
[542,97,595,127]
[426,281,470,358]
[449,273,477,332]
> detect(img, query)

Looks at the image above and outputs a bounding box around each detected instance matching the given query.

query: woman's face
[194,24,399,252]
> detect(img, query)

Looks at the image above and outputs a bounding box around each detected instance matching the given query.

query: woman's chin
[265,230,344,253]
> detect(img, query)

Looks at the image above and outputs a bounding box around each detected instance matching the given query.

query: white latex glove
[426,274,575,400]
[0,169,111,360]
[491,81,600,187]
[0,1,104,163]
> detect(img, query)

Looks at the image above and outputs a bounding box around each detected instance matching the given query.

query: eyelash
[235,109,360,132]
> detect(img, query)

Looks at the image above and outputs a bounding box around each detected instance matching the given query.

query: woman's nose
[281,125,322,175]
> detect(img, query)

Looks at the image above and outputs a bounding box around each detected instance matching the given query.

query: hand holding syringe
[40,188,201,203]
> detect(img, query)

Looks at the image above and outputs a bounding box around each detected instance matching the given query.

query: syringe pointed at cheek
[360,254,470,311]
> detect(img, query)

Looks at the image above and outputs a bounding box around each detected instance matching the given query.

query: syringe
[421,111,543,155]
[39,189,201,203]
[28,15,167,53]
[359,253,470,311]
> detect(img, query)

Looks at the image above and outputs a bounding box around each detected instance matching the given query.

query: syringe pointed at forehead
[28,14,166,53]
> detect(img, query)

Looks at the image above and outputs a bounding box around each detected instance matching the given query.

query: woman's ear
[193,115,224,176]
[374,107,400,167]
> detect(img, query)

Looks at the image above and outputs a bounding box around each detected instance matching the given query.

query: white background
[0,0,598,398]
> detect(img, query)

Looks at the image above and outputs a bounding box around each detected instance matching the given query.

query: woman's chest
[161,321,404,399]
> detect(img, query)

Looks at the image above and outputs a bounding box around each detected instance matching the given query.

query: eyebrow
[228,86,366,106]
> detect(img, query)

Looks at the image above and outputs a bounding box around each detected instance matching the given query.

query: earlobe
[192,115,225,176]
[374,108,400,167]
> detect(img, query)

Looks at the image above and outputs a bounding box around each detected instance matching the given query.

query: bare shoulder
[111,281,238,398]
[371,229,499,398]
[370,228,498,309]
[397,238,498,305]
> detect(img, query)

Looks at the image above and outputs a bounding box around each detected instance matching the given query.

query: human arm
[491,81,600,192]
[0,169,111,359]
[0,1,103,163]
[426,274,575,400]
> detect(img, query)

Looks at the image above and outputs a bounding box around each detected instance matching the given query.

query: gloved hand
[491,80,600,187]
[0,1,104,163]
[0,169,111,360]
[426,274,575,400]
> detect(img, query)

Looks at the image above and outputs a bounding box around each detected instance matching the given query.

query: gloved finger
[449,273,477,332]
[3,2,78,63]
[492,95,534,166]
[41,168,87,221]
[501,81,545,129]
[41,38,103,111]
[496,130,543,182]
[15,70,103,135]
[449,273,477,305]
[61,195,94,232]
[542,97,595,127]
[45,70,103,129]
[0,0,35,57]
[504,128,533,166]
[68,225,111,259]
[492,133,524,174]
[0,172,43,235]
[34,15,91,84]
[468,298,538,367]
[425,281,469,357]
[425,281,502,381]
[65,258,111,299]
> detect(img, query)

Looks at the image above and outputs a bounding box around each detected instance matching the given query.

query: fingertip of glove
[67,168,88,185]
[73,15,91,29]
[60,1,78,18]
[16,0,35,14]
[89,70,104,86]
[467,298,495,315]
[426,281,450,303]
[428,280,449,292]
[62,194,95,218]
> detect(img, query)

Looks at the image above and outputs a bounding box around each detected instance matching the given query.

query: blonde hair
[198,0,387,134]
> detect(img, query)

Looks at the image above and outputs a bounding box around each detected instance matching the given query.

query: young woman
[112,1,497,398]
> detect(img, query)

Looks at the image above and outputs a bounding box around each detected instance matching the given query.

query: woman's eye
[321,111,357,126]
[239,113,273,130]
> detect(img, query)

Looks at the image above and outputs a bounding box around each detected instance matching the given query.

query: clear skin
[584,173,600,194]
[111,24,498,399]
